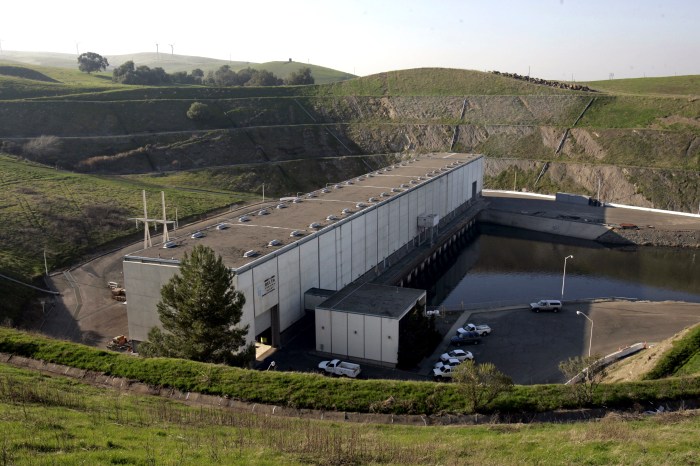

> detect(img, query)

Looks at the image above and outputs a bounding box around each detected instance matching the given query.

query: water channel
[430,224,700,308]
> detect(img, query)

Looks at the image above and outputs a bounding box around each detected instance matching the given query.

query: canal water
[430,224,700,308]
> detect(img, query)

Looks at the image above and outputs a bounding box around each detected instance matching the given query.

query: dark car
[450,331,482,346]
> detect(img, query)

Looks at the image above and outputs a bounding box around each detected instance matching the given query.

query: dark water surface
[431,225,700,307]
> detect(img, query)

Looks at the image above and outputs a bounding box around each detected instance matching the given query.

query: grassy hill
[1,50,355,84]
[0,324,699,463]
[1,361,699,465]
[584,75,700,97]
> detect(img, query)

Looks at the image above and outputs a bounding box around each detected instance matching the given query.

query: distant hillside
[584,75,700,97]
[0,50,355,84]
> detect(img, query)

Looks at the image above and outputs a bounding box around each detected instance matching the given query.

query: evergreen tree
[139,245,249,365]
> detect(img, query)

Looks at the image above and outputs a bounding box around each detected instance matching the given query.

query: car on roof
[258,209,269,216]
[530,299,562,312]
[216,223,229,230]
[162,241,177,249]
[190,231,205,239]
[326,215,339,221]
[243,250,258,258]
[440,349,473,363]
[289,230,304,237]
[276,203,287,209]
[268,239,282,246]
[239,215,251,222]
[309,222,322,229]
[341,208,353,215]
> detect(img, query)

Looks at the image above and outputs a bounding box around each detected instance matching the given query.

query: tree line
[78,52,314,86]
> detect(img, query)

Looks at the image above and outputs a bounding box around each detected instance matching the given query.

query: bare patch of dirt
[569,129,607,160]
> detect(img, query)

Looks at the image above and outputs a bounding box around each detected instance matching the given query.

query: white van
[530,299,562,312]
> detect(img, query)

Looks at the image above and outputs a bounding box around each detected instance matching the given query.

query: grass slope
[1,51,355,85]
[0,155,248,279]
[1,327,699,417]
[2,362,699,466]
[1,362,700,465]
[585,75,700,96]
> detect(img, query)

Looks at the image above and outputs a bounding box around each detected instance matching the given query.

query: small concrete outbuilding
[315,283,426,367]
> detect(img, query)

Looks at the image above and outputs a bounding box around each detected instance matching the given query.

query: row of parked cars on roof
[432,322,492,381]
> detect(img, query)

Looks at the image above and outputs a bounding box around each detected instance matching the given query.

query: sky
[2,0,699,81]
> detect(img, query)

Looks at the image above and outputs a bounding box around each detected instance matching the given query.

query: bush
[186,102,211,121]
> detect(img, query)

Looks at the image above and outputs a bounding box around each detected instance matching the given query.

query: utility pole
[156,43,159,60]
[169,44,174,55]
[43,248,48,275]
[75,42,80,56]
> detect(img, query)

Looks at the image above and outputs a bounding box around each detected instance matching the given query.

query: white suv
[530,299,562,313]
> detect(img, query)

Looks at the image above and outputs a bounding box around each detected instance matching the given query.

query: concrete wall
[123,260,180,342]
[479,209,609,240]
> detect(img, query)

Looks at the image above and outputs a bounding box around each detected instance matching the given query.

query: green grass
[2,363,699,465]
[646,324,700,380]
[0,155,246,279]
[584,75,700,96]
[1,327,699,418]
[578,96,700,130]
[316,68,584,96]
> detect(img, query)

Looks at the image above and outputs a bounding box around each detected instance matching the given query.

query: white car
[434,358,461,369]
[440,349,473,363]
[432,363,458,380]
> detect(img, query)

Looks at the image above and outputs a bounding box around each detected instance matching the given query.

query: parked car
[440,349,473,363]
[432,363,457,380]
[318,359,361,378]
[457,323,492,337]
[450,331,482,346]
[434,358,461,369]
[530,299,562,312]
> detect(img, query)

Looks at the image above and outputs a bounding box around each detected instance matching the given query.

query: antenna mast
[161,191,170,243]
[140,190,152,249]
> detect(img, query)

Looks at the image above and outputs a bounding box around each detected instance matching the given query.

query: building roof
[317,282,426,319]
[125,153,481,269]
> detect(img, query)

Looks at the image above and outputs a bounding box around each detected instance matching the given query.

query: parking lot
[264,300,700,385]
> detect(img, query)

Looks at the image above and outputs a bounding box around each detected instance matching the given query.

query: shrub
[186,102,211,121]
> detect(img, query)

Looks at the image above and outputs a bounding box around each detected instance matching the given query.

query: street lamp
[561,255,574,301]
[576,311,593,358]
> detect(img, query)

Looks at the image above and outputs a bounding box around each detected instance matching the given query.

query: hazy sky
[2,0,699,80]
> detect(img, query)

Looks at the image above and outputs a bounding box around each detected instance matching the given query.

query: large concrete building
[123,153,483,365]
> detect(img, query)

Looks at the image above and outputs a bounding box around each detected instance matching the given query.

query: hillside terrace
[126,153,479,269]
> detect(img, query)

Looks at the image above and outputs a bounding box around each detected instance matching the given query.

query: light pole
[576,311,593,358]
[561,255,574,301]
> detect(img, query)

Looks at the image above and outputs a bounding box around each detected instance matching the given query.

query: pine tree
[139,245,249,365]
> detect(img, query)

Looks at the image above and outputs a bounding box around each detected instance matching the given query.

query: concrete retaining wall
[479,209,610,240]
